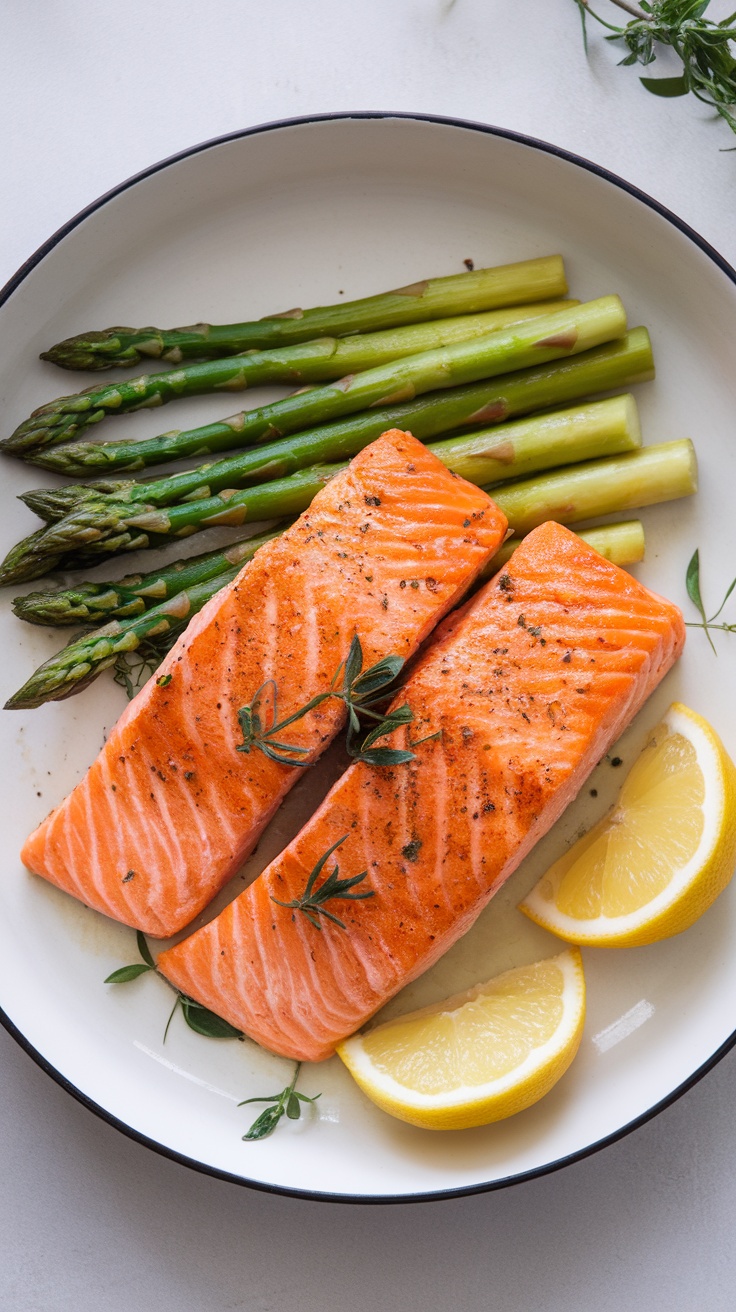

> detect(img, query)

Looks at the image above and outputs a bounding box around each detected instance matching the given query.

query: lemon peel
[520,703,736,947]
[338,949,585,1130]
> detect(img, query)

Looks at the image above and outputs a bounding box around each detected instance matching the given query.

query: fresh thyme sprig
[237,633,418,769]
[685,547,736,652]
[104,930,243,1040]
[574,0,736,145]
[113,634,177,700]
[239,1062,321,1141]
[271,834,374,930]
[107,941,322,1142]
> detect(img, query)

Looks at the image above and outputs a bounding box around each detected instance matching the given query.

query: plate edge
[3,108,736,1204]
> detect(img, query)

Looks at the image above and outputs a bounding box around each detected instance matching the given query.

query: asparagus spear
[14,513,647,631]
[12,395,641,622]
[0,429,693,591]
[426,394,640,488]
[12,527,289,625]
[5,519,647,711]
[22,391,642,524]
[0,392,644,585]
[24,320,652,485]
[0,467,336,584]
[491,441,697,534]
[13,296,626,466]
[11,302,576,453]
[5,574,237,708]
[40,257,568,370]
[487,519,645,572]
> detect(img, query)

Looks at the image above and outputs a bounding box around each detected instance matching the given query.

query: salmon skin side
[159,521,685,1061]
[21,430,507,937]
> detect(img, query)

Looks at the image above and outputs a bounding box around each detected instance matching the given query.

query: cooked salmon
[21,430,507,936]
[159,522,685,1060]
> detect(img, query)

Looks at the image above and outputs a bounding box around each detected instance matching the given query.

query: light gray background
[2,3,736,1308]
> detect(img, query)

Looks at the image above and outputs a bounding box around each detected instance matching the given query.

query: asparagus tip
[39,329,135,372]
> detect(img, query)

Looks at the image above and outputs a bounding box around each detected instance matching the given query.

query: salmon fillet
[22,430,507,936]
[159,521,685,1060]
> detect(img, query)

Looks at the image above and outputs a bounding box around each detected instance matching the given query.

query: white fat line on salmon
[592,999,655,1054]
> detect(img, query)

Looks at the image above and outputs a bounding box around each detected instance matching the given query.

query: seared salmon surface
[22,430,506,936]
[159,522,685,1060]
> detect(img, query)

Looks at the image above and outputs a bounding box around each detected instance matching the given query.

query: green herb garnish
[271,834,374,930]
[104,930,243,1041]
[685,548,736,652]
[237,633,418,769]
[239,1062,321,1141]
[574,0,736,147]
[104,929,155,982]
[113,633,177,700]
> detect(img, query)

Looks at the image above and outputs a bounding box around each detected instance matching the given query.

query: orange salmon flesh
[21,430,507,936]
[159,521,685,1061]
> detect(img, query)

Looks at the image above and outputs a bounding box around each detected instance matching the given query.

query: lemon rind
[519,703,736,943]
[338,949,585,1112]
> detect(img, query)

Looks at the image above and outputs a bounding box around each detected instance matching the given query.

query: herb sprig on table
[105,930,243,1040]
[685,549,736,651]
[237,633,418,769]
[574,0,736,145]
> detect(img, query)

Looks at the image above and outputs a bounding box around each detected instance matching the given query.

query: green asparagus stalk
[0,392,644,585]
[12,526,289,626]
[5,519,647,711]
[14,513,646,630]
[14,296,626,467]
[12,395,641,619]
[491,440,697,534]
[11,302,577,453]
[425,394,640,488]
[5,574,240,708]
[22,391,642,524]
[486,520,645,573]
[0,427,692,591]
[40,257,568,370]
[0,467,335,584]
[24,320,652,489]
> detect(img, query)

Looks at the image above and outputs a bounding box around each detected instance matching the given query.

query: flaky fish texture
[160,521,685,1059]
[21,430,507,935]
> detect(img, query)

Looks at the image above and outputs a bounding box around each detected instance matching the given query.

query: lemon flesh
[337,949,585,1130]
[520,702,736,947]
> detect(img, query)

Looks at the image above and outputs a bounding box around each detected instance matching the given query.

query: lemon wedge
[337,949,585,1130]
[520,703,736,948]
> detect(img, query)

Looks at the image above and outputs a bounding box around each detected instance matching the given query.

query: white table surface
[2,3,736,1308]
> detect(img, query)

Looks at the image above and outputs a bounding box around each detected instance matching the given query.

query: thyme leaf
[686,547,707,622]
[137,929,155,968]
[113,632,178,700]
[709,573,736,621]
[684,547,736,652]
[179,997,243,1039]
[574,0,736,147]
[236,633,427,769]
[104,932,243,1040]
[271,834,374,931]
[239,1062,321,1141]
[104,962,152,983]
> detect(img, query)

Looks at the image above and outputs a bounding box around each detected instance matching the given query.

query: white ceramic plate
[2,114,736,1203]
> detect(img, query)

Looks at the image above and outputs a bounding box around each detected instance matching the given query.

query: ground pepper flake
[401,839,422,862]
